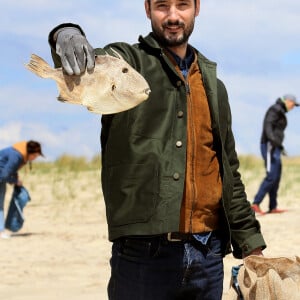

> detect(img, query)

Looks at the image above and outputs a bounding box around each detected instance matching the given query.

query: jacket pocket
[105,163,158,227]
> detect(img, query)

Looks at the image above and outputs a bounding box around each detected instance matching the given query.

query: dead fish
[25,52,151,114]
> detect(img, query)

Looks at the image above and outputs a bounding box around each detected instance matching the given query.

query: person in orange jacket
[0,140,44,239]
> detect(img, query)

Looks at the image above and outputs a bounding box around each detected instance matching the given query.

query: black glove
[55,27,95,75]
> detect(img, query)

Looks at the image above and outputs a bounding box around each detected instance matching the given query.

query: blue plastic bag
[231,265,244,300]
[5,186,31,232]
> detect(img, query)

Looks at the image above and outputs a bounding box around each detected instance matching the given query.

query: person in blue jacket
[0,140,43,239]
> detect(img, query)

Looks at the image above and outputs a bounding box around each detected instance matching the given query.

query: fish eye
[122,68,128,73]
[112,84,116,91]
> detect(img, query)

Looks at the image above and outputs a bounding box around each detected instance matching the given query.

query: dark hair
[27,140,43,155]
[147,0,197,6]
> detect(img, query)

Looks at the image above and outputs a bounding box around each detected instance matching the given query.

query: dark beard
[152,20,194,48]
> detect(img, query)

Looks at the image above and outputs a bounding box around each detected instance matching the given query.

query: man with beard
[48,1,266,299]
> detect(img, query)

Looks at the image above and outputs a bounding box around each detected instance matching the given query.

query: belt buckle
[167,232,182,242]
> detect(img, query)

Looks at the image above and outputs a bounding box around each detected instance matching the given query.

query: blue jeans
[0,182,7,231]
[108,232,224,300]
[253,143,282,211]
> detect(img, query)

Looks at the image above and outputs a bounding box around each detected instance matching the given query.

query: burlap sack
[224,256,300,300]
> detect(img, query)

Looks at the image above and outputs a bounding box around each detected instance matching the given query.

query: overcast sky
[1,0,299,160]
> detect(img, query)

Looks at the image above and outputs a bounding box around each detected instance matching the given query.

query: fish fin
[94,48,124,64]
[107,48,124,60]
[57,95,67,102]
[25,54,54,79]
[57,94,81,105]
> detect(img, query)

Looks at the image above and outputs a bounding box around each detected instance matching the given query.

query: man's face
[145,0,200,48]
[285,99,297,111]
[27,153,40,162]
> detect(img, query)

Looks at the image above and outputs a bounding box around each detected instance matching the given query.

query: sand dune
[0,162,299,299]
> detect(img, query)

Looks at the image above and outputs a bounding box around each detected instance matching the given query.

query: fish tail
[25,54,54,79]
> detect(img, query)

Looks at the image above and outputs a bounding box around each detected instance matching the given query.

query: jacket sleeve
[217,80,266,258]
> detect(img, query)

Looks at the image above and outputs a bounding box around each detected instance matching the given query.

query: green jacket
[49,28,266,258]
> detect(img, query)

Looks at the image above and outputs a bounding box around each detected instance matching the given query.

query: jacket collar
[139,32,220,131]
[276,98,288,113]
[12,141,27,162]
[139,33,217,66]
[138,33,162,54]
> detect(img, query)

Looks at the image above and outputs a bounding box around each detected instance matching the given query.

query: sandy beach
[0,161,299,299]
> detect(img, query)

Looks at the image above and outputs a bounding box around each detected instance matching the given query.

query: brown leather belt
[166,232,194,242]
[118,233,195,243]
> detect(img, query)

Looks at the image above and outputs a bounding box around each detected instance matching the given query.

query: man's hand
[55,27,95,75]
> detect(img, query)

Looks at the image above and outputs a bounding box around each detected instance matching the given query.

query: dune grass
[16,154,102,205]
[238,155,300,206]
[18,154,300,207]
[33,154,102,173]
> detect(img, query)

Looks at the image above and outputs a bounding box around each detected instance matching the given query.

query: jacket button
[176,141,183,148]
[177,111,184,118]
[173,173,180,180]
[176,81,182,87]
